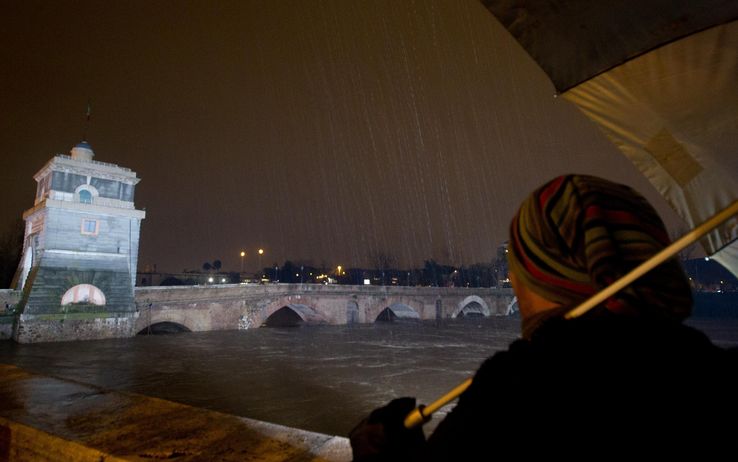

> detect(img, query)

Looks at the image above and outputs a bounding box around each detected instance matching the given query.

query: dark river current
[1,315,737,437]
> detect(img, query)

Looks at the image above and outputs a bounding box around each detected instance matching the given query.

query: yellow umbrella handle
[403,378,472,428]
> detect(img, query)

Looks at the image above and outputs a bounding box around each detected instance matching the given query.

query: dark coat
[418,314,738,460]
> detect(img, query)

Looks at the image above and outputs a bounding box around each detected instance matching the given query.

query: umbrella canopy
[481,0,738,278]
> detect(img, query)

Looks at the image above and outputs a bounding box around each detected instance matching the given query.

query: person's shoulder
[654,319,734,360]
[533,312,716,349]
[471,338,533,387]
[479,337,531,365]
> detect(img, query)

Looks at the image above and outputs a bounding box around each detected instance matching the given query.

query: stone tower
[12,141,145,343]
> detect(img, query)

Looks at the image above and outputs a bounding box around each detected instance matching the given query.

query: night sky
[1,0,684,274]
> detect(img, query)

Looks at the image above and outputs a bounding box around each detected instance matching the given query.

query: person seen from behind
[349,174,738,460]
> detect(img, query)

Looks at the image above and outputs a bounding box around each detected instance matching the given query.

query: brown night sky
[1,0,684,274]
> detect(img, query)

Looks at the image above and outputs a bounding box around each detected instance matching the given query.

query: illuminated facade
[12,141,145,342]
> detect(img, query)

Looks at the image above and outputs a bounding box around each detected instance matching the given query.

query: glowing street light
[240,251,246,273]
[258,248,264,277]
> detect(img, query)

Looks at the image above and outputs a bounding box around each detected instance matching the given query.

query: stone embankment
[0,364,351,461]
[0,290,20,340]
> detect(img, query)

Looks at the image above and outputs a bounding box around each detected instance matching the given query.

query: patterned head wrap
[508,175,692,323]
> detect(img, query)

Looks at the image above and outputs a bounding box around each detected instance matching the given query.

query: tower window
[79,189,93,204]
[75,185,98,204]
[81,219,99,235]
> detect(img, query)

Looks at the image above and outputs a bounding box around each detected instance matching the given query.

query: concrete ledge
[0,418,129,462]
[0,364,351,461]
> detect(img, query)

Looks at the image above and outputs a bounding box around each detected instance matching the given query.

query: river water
[0,315,736,437]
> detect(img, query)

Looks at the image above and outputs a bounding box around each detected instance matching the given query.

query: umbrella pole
[404,200,738,429]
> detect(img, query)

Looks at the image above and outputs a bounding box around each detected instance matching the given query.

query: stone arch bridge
[133,284,516,334]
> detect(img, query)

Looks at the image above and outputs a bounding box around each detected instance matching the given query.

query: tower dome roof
[70,140,94,161]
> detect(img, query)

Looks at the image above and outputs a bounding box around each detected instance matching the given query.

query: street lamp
[258,249,264,277]
[240,251,245,274]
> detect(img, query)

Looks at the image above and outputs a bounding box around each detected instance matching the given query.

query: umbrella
[480,0,738,278]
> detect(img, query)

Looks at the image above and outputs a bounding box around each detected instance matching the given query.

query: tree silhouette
[371,251,395,285]
[280,261,296,283]
[0,219,24,288]
[202,260,222,272]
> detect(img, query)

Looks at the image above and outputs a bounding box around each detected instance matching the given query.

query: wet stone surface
[0,364,350,461]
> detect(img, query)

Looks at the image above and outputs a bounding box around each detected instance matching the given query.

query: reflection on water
[0,315,736,436]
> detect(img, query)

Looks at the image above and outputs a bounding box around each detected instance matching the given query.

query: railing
[47,191,134,209]
[56,154,133,172]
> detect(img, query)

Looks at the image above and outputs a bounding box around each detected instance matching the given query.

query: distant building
[12,141,146,342]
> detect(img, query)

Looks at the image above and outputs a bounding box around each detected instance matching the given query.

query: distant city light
[705,257,710,261]
[208,277,214,283]
[316,274,336,284]
[364,279,371,285]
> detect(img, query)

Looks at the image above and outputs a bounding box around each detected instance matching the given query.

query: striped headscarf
[508,174,692,322]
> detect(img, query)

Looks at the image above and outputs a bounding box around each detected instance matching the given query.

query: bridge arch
[262,303,326,327]
[375,303,420,322]
[452,295,491,318]
[137,321,191,335]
